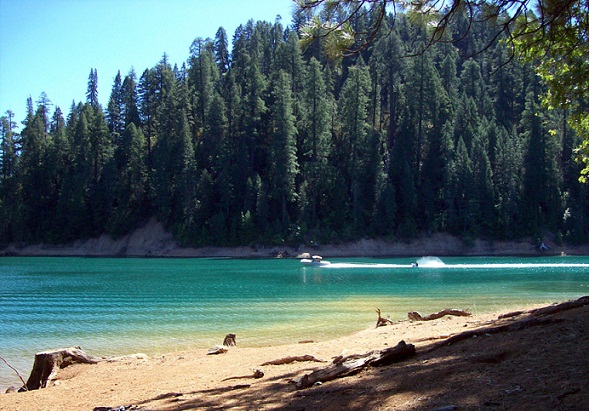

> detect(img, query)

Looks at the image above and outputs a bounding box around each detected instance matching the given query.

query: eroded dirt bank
[2,218,588,258]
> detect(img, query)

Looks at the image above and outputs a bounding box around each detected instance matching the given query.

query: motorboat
[300,255,331,266]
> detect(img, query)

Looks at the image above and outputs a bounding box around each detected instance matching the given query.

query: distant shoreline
[2,218,589,258]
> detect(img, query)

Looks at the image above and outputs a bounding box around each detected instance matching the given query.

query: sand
[2,299,588,411]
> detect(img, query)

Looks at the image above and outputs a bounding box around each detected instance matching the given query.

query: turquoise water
[1,255,588,389]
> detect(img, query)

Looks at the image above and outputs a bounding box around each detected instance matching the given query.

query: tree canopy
[296,0,589,180]
[1,5,588,248]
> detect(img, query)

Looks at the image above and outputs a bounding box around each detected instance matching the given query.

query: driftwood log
[260,355,326,366]
[207,345,229,355]
[375,308,394,327]
[408,308,471,321]
[208,334,237,355]
[25,346,101,390]
[294,340,415,389]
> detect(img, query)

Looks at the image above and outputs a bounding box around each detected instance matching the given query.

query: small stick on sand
[0,355,28,391]
[222,369,264,381]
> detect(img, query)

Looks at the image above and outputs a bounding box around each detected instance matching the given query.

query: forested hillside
[1,7,588,248]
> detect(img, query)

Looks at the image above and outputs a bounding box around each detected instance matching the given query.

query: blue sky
[0,0,295,126]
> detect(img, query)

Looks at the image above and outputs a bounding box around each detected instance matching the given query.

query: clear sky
[0,0,295,126]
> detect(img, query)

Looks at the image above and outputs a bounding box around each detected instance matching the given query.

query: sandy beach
[2,298,588,410]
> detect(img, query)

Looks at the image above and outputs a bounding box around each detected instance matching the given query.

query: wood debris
[408,308,471,321]
[260,355,326,366]
[293,340,415,389]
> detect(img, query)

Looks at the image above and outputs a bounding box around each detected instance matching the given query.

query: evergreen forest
[1,7,588,248]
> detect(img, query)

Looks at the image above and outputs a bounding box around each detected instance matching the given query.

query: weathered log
[208,334,236,355]
[376,308,394,327]
[207,345,229,355]
[223,333,237,346]
[408,308,471,321]
[498,310,525,319]
[25,346,101,390]
[93,406,139,411]
[260,355,326,366]
[222,369,264,381]
[294,340,415,389]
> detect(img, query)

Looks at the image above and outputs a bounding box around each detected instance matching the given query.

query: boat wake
[320,255,589,269]
[325,263,411,268]
[416,256,446,267]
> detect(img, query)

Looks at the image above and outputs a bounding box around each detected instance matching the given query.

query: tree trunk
[25,347,101,390]
[223,334,237,346]
[294,340,415,389]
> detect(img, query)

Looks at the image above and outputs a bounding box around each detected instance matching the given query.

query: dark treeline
[1,8,588,248]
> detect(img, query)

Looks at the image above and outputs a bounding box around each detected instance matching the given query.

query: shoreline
[2,298,588,410]
[2,218,589,258]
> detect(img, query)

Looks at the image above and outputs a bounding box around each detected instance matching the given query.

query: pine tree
[107,71,124,141]
[213,27,230,74]
[337,60,371,229]
[240,51,268,175]
[493,126,523,239]
[188,37,220,168]
[521,90,562,235]
[138,68,156,165]
[121,69,141,128]
[269,70,298,231]
[152,73,197,240]
[447,137,476,236]
[18,105,48,240]
[300,57,331,227]
[0,113,20,244]
[110,123,147,237]
[86,68,99,108]
[1,112,18,180]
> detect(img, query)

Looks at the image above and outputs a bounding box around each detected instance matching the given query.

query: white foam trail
[320,262,589,269]
[325,263,412,268]
[432,263,589,269]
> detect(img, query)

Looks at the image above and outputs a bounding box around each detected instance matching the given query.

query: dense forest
[1,7,588,248]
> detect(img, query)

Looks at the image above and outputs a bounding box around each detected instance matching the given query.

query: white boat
[300,255,331,266]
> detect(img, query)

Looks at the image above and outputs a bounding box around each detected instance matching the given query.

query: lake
[1,255,588,390]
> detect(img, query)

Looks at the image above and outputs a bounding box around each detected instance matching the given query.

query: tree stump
[223,333,237,346]
[376,308,394,327]
[25,346,101,390]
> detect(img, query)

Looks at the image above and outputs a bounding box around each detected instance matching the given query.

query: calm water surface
[1,255,588,389]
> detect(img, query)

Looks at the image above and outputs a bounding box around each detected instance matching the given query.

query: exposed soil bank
[2,218,588,258]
